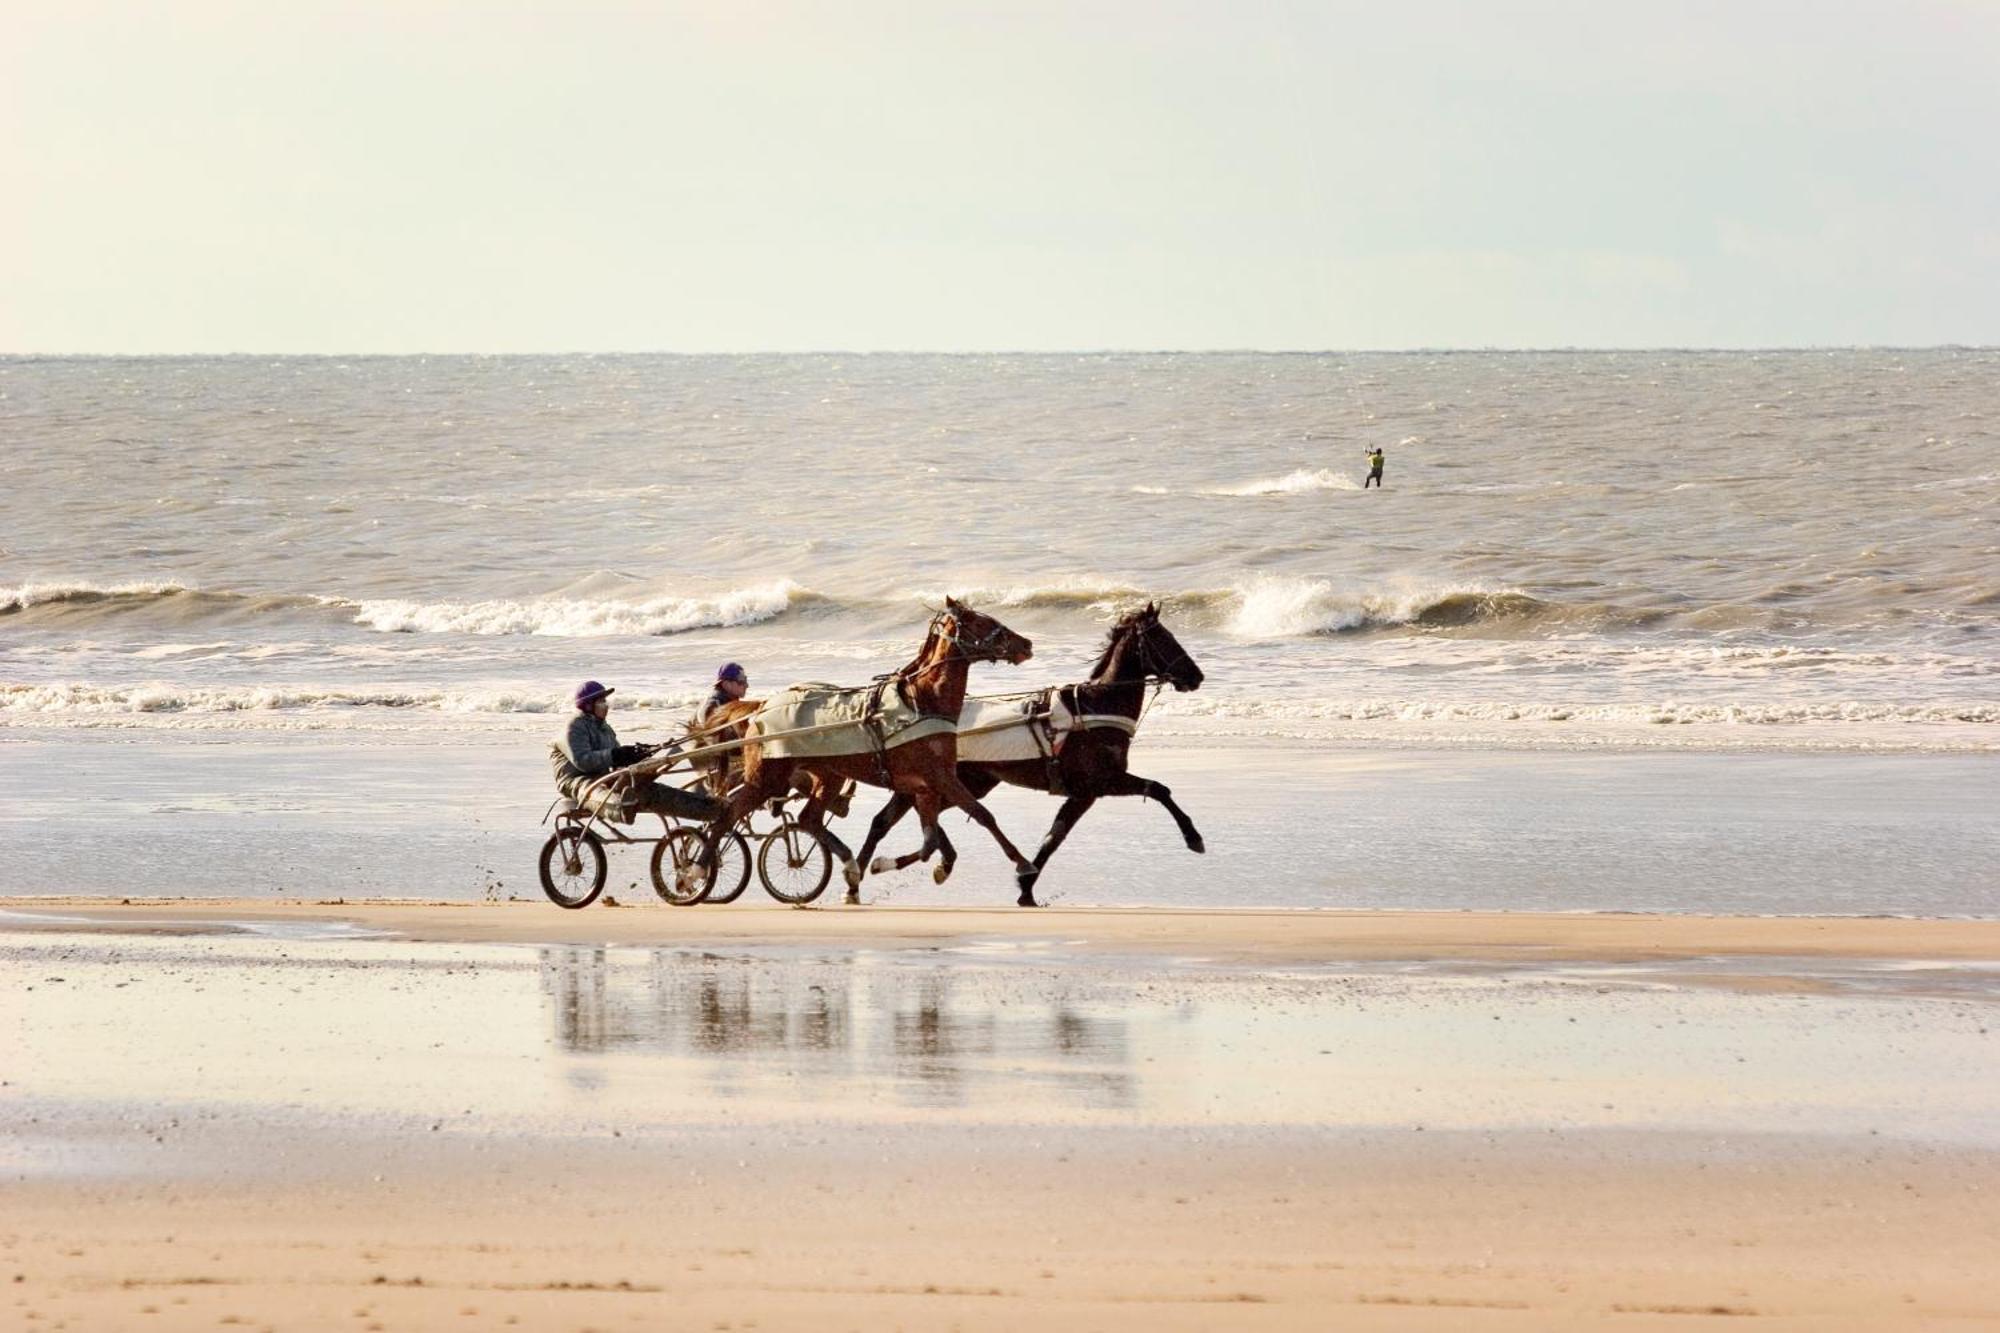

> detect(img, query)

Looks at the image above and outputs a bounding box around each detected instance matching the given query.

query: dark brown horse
[853,603,1205,907]
[698,598,1040,901]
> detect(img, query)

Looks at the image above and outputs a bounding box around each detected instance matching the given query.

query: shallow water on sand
[5,735,1995,915]
[5,930,1996,1165]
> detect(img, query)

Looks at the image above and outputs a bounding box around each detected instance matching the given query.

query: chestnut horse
[698,598,1041,902]
[852,603,1205,907]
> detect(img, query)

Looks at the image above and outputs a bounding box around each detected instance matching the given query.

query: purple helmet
[573,680,614,709]
[717,662,747,684]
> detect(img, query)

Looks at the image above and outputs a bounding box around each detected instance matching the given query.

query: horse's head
[1128,601,1203,692]
[939,596,1033,666]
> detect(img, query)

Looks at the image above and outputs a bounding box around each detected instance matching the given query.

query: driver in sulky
[551,680,722,823]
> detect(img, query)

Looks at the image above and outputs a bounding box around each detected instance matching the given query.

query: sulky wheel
[699,828,754,905]
[650,827,750,906]
[758,822,833,905]
[539,827,607,909]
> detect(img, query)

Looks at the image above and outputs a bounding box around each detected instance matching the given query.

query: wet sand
[5,905,1998,1330]
[10,896,2000,964]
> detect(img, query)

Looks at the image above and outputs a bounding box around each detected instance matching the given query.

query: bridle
[1131,618,1198,688]
[892,608,1023,681]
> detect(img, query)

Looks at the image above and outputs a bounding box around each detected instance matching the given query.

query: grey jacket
[551,712,621,787]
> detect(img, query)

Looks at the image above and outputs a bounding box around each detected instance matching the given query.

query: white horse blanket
[954,691,1140,764]
[745,682,956,760]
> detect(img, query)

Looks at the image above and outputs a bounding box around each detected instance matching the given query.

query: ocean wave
[2,580,196,614]
[1157,695,2000,728]
[0,683,710,715]
[8,681,1992,733]
[350,579,812,637]
[900,575,1628,638]
[923,579,1156,614]
[1189,576,1577,638]
[2,577,818,639]
[0,581,340,629]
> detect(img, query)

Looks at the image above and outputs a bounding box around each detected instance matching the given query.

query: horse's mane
[893,616,945,679]
[685,698,760,743]
[1088,608,1149,678]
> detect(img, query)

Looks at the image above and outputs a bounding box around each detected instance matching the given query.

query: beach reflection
[538,945,1137,1112]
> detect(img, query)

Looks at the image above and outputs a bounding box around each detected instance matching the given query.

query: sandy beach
[6,902,1997,1331]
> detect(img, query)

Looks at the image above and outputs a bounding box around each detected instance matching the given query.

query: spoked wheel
[702,828,754,905]
[650,827,751,906]
[758,821,833,905]
[539,826,607,909]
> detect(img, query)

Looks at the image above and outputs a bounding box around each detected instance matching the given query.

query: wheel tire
[651,828,714,906]
[650,827,751,905]
[539,828,607,909]
[758,823,833,905]
[701,829,754,905]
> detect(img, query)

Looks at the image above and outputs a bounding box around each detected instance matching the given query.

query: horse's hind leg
[874,770,993,877]
[858,792,917,878]
[1104,772,1205,854]
[703,766,786,870]
[784,776,859,900]
[790,794,859,902]
[929,771,1039,905]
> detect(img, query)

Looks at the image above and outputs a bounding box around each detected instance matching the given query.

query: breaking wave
[1157,695,2000,728]
[8,682,1992,740]
[1138,576,1625,638]
[2,578,819,638]
[0,573,1828,644]
[0,683,709,715]
[2,580,196,613]
[899,576,1578,637]
[350,579,812,637]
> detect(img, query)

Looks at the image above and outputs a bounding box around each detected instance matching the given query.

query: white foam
[0,683,708,715]
[1219,575,1508,638]
[350,579,806,637]
[1208,468,1360,497]
[1156,694,2000,728]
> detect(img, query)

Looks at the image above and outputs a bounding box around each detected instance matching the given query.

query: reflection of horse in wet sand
[855,604,1206,906]
[699,598,1041,903]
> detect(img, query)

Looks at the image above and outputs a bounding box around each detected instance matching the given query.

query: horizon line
[3,344,1996,359]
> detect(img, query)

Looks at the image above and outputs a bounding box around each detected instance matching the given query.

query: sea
[3,351,1997,911]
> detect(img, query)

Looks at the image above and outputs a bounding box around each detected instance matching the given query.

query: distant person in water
[1363,446,1386,489]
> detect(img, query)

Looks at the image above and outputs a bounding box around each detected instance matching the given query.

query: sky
[5,1,1997,352]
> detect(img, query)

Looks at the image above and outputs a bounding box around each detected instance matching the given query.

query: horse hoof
[843,889,861,906]
[1188,835,1206,855]
[1016,893,1040,908]
[869,856,896,876]
[932,863,953,885]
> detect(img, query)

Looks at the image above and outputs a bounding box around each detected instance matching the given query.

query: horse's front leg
[1102,772,1205,854]
[907,790,959,886]
[1030,794,1099,880]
